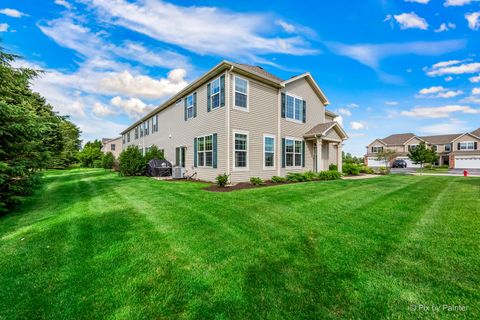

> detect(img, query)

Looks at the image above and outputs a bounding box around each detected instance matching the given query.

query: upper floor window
[459,142,475,150]
[197,135,213,167]
[122,135,125,144]
[127,132,131,143]
[143,121,149,136]
[285,94,303,122]
[111,144,115,151]
[186,94,194,119]
[234,76,248,109]
[371,146,383,153]
[432,145,437,152]
[135,126,139,139]
[445,143,451,152]
[285,138,303,167]
[408,144,418,151]
[152,115,158,132]
[211,78,220,109]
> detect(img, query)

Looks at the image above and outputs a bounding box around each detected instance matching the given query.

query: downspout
[226,65,234,176]
[277,84,284,177]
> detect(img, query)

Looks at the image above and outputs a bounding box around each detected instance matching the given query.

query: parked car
[392,159,407,168]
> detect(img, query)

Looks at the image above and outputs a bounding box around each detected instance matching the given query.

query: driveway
[390,167,480,176]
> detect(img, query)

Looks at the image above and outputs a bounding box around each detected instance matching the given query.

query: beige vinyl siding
[281,77,325,175]
[229,71,279,182]
[124,72,227,182]
[325,114,335,122]
[102,137,122,159]
[324,128,342,141]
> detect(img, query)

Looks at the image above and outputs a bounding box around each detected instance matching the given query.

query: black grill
[146,159,172,177]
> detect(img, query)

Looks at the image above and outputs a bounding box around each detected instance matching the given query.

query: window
[234,132,248,169]
[122,135,125,144]
[186,94,194,119]
[140,124,144,137]
[135,126,139,139]
[143,121,149,136]
[234,77,248,109]
[285,138,303,167]
[152,115,158,132]
[432,145,437,152]
[111,144,115,151]
[445,144,451,152]
[371,146,383,153]
[127,132,131,143]
[459,142,475,150]
[408,144,418,151]
[197,135,213,167]
[211,78,220,109]
[285,94,303,121]
[264,135,275,168]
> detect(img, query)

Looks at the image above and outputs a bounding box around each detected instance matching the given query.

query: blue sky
[1,0,480,156]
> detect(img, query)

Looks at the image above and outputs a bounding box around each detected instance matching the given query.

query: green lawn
[416,167,450,174]
[1,169,479,319]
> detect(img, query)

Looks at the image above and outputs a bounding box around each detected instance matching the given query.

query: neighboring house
[365,129,480,169]
[101,137,122,159]
[120,60,348,183]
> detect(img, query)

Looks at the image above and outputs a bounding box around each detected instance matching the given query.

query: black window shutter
[302,100,306,123]
[194,138,198,167]
[207,83,211,112]
[193,92,197,117]
[212,133,218,168]
[175,147,179,166]
[281,93,286,118]
[282,138,286,168]
[302,141,305,167]
[475,142,478,150]
[184,98,187,121]
[220,74,225,107]
[457,142,461,150]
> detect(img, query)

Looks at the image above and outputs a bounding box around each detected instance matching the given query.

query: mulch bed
[204,181,291,192]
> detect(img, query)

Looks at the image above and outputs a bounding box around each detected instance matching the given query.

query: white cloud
[435,22,456,32]
[445,0,480,6]
[420,120,470,135]
[472,88,480,95]
[336,108,352,117]
[405,0,430,4]
[92,102,116,116]
[393,12,429,30]
[82,0,317,61]
[445,76,453,81]
[432,59,470,69]
[419,86,445,95]
[385,101,399,106]
[469,74,480,82]
[327,40,465,70]
[462,96,480,103]
[276,20,295,33]
[426,61,480,76]
[417,86,463,98]
[54,0,72,9]
[465,12,480,30]
[346,103,359,108]
[350,121,366,130]
[100,69,188,100]
[0,23,8,32]
[0,8,27,18]
[437,90,463,98]
[401,105,480,118]
[110,96,154,119]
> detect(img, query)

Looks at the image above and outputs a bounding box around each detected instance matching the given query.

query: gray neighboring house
[365,129,480,169]
[120,60,348,183]
[101,137,122,159]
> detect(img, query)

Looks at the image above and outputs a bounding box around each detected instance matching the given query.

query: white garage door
[367,157,388,167]
[397,157,421,168]
[455,156,480,169]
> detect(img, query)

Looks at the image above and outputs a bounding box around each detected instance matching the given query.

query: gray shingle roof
[419,134,462,145]
[471,128,480,137]
[234,63,284,83]
[305,122,336,136]
[381,133,416,145]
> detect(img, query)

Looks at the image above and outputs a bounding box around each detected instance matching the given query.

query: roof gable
[304,121,348,139]
[282,73,329,105]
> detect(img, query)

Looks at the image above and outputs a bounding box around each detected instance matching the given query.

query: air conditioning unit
[172,166,185,179]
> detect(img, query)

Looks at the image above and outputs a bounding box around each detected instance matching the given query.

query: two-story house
[101,137,122,159]
[120,61,348,182]
[365,129,480,169]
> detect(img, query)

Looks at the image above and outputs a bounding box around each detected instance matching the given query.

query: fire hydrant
[464,170,468,177]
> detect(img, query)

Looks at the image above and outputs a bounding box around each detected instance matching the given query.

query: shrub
[216,173,229,187]
[271,176,287,183]
[329,164,338,171]
[250,177,264,186]
[93,160,102,168]
[145,145,165,162]
[378,166,388,175]
[304,171,317,181]
[318,170,341,181]
[360,165,374,174]
[343,163,361,175]
[286,172,307,182]
[101,152,115,170]
[119,146,146,176]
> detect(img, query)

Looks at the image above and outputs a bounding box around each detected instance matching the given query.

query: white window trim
[284,136,303,169]
[263,134,276,170]
[233,129,249,171]
[186,93,195,119]
[196,133,214,168]
[459,141,475,150]
[210,77,221,110]
[284,92,304,124]
[445,143,452,152]
[371,146,383,153]
[233,76,249,112]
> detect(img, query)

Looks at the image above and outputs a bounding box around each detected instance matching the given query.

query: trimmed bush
[93,160,102,168]
[250,177,264,186]
[119,146,145,176]
[286,172,307,182]
[101,152,115,170]
[304,171,317,181]
[271,176,287,183]
[216,173,229,187]
[329,164,338,171]
[360,165,374,174]
[343,163,361,175]
[378,166,388,175]
[318,170,341,181]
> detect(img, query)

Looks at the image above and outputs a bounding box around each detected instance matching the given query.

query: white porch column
[316,137,323,172]
[337,143,343,173]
